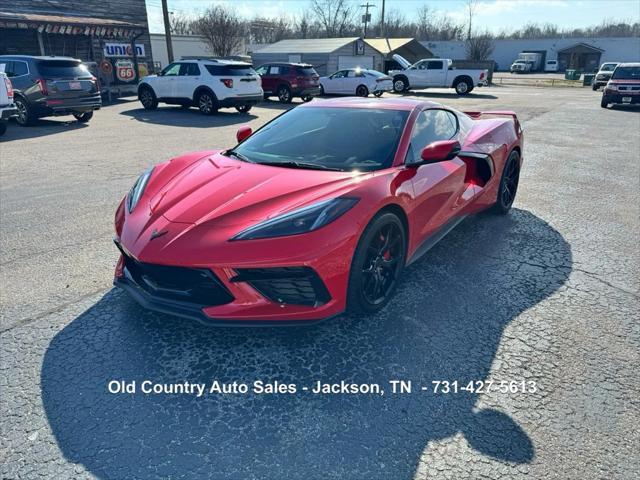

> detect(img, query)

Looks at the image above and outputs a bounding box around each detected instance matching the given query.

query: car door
[344,70,360,94]
[324,70,347,94]
[175,62,201,99]
[406,108,476,243]
[255,65,271,93]
[425,60,446,86]
[155,62,180,97]
[265,65,283,94]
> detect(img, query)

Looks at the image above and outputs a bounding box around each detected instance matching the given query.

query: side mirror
[236,125,252,143]
[419,140,461,164]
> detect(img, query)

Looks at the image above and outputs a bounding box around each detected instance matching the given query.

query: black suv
[0,55,101,126]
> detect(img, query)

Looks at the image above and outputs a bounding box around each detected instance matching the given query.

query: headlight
[232,197,359,241]
[127,167,154,213]
[606,84,617,91]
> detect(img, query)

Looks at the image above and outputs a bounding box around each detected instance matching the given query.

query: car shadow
[120,106,257,128]
[609,104,640,112]
[1,118,89,142]
[41,208,571,479]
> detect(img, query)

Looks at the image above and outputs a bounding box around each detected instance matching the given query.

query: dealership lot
[1,86,639,479]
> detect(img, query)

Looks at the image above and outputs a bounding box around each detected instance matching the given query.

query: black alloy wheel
[14,97,34,126]
[235,104,252,113]
[301,95,313,102]
[347,213,406,314]
[356,85,369,97]
[373,91,384,97]
[139,87,158,110]
[73,111,93,123]
[493,150,521,214]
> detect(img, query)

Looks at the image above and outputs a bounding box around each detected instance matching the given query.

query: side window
[0,61,12,76]
[268,66,281,75]
[331,70,347,79]
[255,65,267,75]
[427,61,443,70]
[406,109,459,163]
[416,61,428,70]
[162,63,181,76]
[181,63,200,76]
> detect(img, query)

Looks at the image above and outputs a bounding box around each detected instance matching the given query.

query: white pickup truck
[389,54,488,95]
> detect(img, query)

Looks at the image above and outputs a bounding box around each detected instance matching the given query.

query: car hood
[144,151,368,227]
[392,54,412,69]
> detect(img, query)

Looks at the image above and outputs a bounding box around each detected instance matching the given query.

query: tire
[277,85,292,104]
[347,212,407,315]
[319,84,325,96]
[196,90,217,115]
[592,83,598,91]
[0,121,6,136]
[454,78,472,95]
[393,77,408,93]
[181,104,191,109]
[235,104,252,113]
[138,86,158,110]
[492,150,521,214]
[600,97,609,108]
[72,111,93,123]
[356,85,369,97]
[373,91,384,98]
[301,95,313,102]
[14,96,35,126]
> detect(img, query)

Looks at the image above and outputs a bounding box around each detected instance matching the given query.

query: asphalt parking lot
[1,85,639,479]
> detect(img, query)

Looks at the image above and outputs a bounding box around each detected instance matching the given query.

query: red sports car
[114,98,523,325]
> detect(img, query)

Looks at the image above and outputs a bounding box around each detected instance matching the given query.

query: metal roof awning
[557,42,605,54]
[255,37,361,54]
[0,10,144,38]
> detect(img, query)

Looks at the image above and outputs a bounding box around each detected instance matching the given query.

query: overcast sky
[144,0,640,34]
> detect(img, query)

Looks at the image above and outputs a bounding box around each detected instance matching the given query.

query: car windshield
[37,60,91,78]
[612,66,640,80]
[233,107,409,171]
[601,64,617,72]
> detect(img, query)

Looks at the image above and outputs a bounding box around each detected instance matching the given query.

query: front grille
[231,267,331,307]
[122,254,234,307]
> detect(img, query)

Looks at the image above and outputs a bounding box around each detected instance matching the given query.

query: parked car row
[137,55,489,114]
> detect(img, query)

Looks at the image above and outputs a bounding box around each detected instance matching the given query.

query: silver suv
[0,72,17,136]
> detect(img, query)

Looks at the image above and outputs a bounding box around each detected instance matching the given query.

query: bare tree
[192,5,244,57]
[310,0,357,37]
[250,17,292,44]
[169,13,195,35]
[465,32,494,61]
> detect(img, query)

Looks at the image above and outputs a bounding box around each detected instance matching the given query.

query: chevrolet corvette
[114,97,523,325]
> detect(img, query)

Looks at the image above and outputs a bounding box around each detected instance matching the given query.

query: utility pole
[360,2,376,38]
[380,0,386,38]
[161,0,174,63]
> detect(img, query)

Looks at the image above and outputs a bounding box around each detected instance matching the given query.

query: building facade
[423,37,640,71]
[0,0,153,92]
[252,38,385,76]
[150,34,247,69]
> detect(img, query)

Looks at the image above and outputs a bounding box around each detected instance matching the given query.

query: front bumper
[218,94,263,108]
[0,105,17,120]
[113,224,356,324]
[603,94,640,105]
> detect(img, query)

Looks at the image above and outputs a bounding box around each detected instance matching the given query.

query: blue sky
[145,0,640,34]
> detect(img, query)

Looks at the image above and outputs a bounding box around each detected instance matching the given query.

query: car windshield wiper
[256,161,344,171]
[225,149,253,163]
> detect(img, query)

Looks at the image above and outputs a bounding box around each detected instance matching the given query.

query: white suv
[137,59,263,114]
[0,72,17,136]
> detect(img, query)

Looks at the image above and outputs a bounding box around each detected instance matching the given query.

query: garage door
[338,55,374,70]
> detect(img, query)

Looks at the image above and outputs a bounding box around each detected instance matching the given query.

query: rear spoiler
[464,110,522,135]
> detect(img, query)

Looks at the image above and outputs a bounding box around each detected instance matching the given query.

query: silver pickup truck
[389,54,488,95]
[0,72,17,136]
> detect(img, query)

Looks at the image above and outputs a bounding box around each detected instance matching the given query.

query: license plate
[69,81,81,90]
[622,96,632,103]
